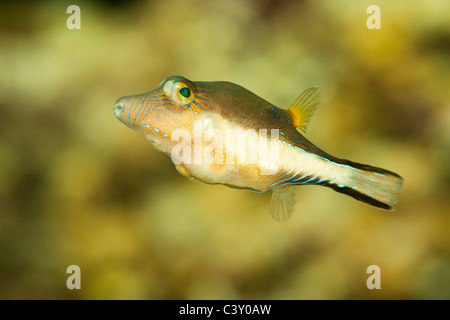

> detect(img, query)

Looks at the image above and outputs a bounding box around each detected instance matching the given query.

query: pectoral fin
[270,186,296,222]
[288,86,320,133]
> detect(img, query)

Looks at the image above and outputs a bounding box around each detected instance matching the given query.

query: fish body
[114,76,403,221]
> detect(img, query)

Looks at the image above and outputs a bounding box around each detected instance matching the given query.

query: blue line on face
[192,100,204,109]
[132,98,146,128]
[146,98,174,103]
[156,103,179,108]
[127,99,135,126]
[138,103,152,125]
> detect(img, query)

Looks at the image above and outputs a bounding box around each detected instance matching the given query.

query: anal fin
[270,187,296,222]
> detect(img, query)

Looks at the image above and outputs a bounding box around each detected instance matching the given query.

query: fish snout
[114,97,126,118]
[114,93,148,128]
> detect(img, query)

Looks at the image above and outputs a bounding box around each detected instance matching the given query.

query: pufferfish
[114,76,403,221]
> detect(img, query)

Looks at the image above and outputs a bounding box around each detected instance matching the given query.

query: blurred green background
[0,0,449,299]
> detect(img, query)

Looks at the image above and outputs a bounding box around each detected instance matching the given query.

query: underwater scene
[0,0,449,299]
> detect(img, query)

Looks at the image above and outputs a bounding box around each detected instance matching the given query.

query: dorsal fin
[288,86,320,133]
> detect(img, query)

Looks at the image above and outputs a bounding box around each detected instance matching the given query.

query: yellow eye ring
[163,79,195,106]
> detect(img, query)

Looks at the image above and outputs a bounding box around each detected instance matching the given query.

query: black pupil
[179,87,190,98]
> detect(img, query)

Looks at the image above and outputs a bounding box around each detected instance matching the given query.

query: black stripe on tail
[325,160,403,210]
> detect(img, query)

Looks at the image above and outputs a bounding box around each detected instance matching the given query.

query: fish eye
[162,79,195,106]
[175,84,194,105]
[179,87,191,98]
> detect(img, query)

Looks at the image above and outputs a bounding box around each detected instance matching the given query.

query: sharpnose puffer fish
[114,76,403,221]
